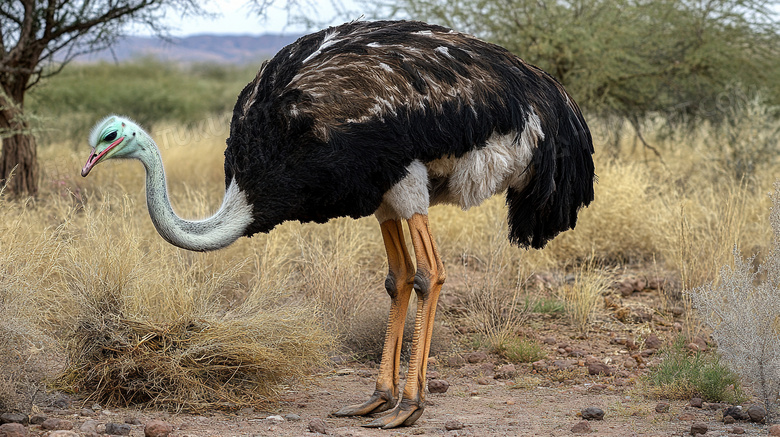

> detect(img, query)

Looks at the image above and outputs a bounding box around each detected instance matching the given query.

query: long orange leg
[366,213,446,428]
[333,219,415,416]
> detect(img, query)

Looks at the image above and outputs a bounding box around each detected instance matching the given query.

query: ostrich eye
[104,131,117,142]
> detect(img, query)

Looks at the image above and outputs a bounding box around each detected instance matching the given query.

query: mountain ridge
[75,34,303,64]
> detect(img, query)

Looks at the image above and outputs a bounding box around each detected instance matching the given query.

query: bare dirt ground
[33,368,769,437]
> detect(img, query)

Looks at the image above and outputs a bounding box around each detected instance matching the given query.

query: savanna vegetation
[1,0,779,424]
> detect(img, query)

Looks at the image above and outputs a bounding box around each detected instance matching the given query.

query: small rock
[465,351,488,363]
[28,416,46,425]
[105,422,132,435]
[427,371,440,379]
[678,413,696,421]
[79,420,99,434]
[308,418,327,434]
[495,364,516,379]
[428,379,450,394]
[41,418,73,431]
[0,413,27,425]
[552,360,575,371]
[51,394,72,409]
[769,424,780,436]
[746,404,766,423]
[587,362,614,376]
[723,406,749,421]
[46,432,79,437]
[79,408,95,417]
[284,413,301,421]
[687,342,702,352]
[444,419,463,431]
[690,422,708,435]
[644,334,663,349]
[581,407,604,420]
[542,336,557,345]
[0,423,27,437]
[655,401,670,413]
[723,415,736,424]
[446,355,465,368]
[476,377,492,385]
[729,426,745,434]
[690,397,703,408]
[144,420,174,437]
[571,420,591,433]
[125,417,143,425]
[265,415,284,423]
[691,337,708,351]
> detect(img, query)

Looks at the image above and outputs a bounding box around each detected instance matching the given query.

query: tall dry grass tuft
[558,261,614,336]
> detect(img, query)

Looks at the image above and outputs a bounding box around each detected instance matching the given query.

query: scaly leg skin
[333,219,415,417]
[365,213,446,429]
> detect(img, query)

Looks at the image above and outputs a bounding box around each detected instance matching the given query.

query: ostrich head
[81,115,146,177]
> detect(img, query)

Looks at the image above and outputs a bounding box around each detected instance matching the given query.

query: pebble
[729,426,745,434]
[79,420,99,434]
[723,406,748,421]
[587,362,614,376]
[308,418,327,434]
[428,379,450,393]
[476,377,492,385]
[447,355,465,368]
[144,420,174,437]
[41,418,73,430]
[79,408,95,417]
[690,397,703,408]
[581,407,604,420]
[746,404,766,423]
[0,413,27,425]
[105,422,132,435]
[571,420,590,433]
[465,351,488,363]
[46,432,79,437]
[28,416,46,425]
[769,424,780,436]
[655,401,670,413]
[723,415,736,424]
[0,423,27,437]
[690,422,708,435]
[644,334,663,349]
[265,415,284,423]
[444,419,464,430]
[284,414,301,421]
[125,417,143,425]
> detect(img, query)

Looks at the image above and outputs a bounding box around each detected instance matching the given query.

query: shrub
[494,337,547,364]
[689,181,780,418]
[644,337,745,404]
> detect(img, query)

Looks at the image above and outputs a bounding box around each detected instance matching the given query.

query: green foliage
[371,0,780,123]
[494,336,547,364]
[530,296,565,314]
[644,337,745,404]
[26,59,258,145]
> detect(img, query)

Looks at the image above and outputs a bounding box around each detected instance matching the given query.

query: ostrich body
[82,20,594,428]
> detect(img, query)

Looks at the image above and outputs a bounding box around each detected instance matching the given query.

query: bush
[689,181,780,418]
[644,337,745,404]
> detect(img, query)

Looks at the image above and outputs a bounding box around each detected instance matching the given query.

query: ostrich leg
[366,213,446,428]
[334,219,415,416]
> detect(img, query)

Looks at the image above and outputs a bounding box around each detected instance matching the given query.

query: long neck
[138,136,253,252]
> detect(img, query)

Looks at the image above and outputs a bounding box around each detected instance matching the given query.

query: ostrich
[81,20,594,428]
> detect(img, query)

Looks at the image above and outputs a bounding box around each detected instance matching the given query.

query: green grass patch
[494,336,547,363]
[643,337,746,404]
[530,296,565,314]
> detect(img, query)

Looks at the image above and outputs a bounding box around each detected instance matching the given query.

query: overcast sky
[150,0,362,36]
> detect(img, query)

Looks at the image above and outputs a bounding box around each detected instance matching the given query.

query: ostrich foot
[363,399,424,428]
[332,389,396,416]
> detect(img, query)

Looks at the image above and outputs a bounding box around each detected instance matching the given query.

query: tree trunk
[0,102,39,197]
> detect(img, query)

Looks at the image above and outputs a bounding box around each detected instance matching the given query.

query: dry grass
[1,112,776,410]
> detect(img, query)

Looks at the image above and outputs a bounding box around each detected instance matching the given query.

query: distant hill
[73,34,302,64]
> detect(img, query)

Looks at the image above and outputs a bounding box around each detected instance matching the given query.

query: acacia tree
[0,0,203,197]
[368,0,780,125]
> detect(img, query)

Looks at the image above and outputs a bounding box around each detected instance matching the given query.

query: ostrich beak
[81,137,124,177]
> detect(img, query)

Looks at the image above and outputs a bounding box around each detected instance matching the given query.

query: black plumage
[224,20,595,248]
